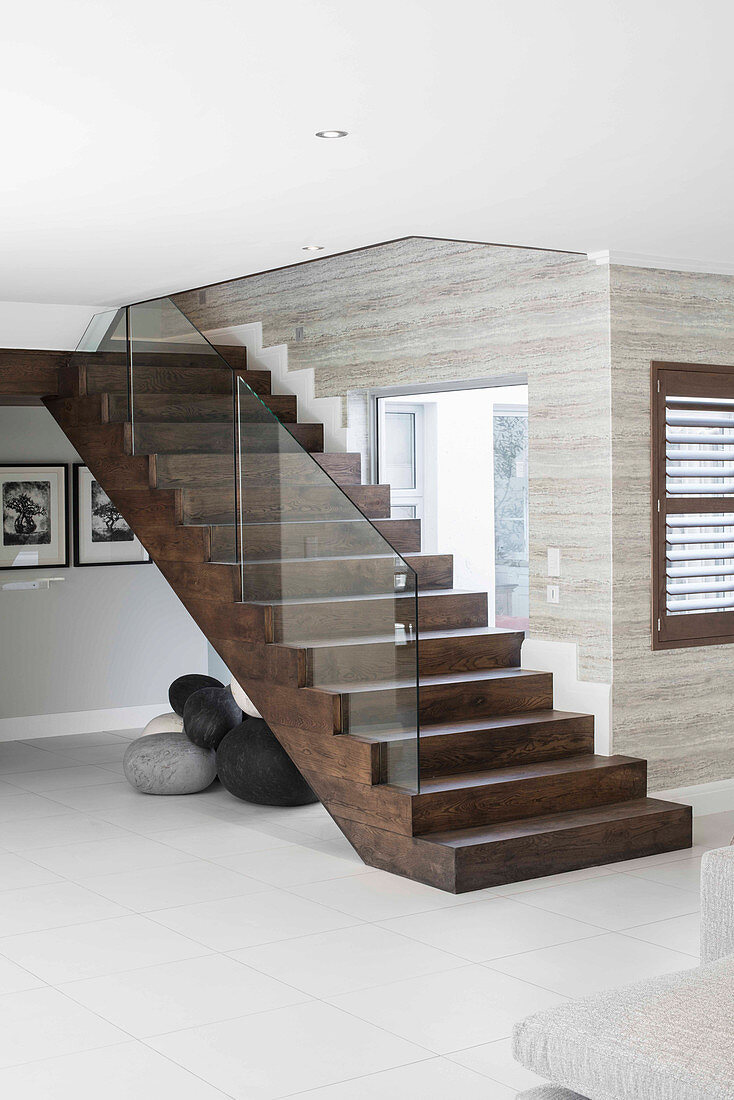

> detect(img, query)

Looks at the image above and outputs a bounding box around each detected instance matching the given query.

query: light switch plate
[546,584,560,604]
[547,547,561,576]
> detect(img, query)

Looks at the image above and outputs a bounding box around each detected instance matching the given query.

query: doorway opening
[375,382,529,630]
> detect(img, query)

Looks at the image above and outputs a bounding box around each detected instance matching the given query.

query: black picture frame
[72,464,150,567]
[0,463,69,570]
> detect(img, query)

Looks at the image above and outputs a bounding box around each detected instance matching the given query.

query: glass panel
[237,377,420,792]
[75,307,129,419]
[127,298,238,556]
[493,406,529,629]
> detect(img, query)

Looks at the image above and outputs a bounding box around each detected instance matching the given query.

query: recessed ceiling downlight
[302,245,324,251]
[316,130,348,138]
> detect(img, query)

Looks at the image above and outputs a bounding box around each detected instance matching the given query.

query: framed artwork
[0,464,69,569]
[73,464,150,567]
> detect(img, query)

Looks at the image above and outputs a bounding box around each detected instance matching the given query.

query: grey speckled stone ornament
[123,732,217,795]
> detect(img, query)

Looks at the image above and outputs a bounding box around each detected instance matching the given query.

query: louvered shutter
[652,362,734,649]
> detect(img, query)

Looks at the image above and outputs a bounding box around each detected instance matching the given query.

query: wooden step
[266,588,488,642]
[305,627,521,684]
[336,668,553,735]
[242,553,453,602]
[133,421,324,454]
[336,799,693,893]
[417,709,595,777]
[182,483,392,526]
[153,452,362,489]
[410,754,647,834]
[86,362,271,396]
[209,517,422,562]
[108,392,297,424]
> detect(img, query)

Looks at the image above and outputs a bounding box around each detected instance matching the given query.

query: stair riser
[454,805,693,892]
[183,484,391,526]
[413,759,648,834]
[271,592,488,643]
[210,518,421,561]
[419,715,595,778]
[344,673,553,735]
[153,452,362,489]
[310,629,521,685]
[157,560,240,604]
[133,422,323,454]
[241,553,449,602]
[109,393,297,424]
[86,363,271,396]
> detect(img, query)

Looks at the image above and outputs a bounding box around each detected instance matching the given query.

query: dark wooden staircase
[31,336,692,893]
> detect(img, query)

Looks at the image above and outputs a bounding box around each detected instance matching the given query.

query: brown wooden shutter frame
[652,360,734,650]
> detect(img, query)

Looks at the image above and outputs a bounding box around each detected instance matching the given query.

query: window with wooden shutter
[652,361,734,649]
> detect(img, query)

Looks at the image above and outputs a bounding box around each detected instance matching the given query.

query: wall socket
[546,584,560,604]
[547,547,561,576]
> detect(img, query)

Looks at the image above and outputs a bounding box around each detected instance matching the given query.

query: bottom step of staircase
[335,797,692,894]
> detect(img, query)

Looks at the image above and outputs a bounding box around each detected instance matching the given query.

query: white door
[377,402,425,522]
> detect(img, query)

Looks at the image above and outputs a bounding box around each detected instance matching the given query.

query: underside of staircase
[21,333,692,893]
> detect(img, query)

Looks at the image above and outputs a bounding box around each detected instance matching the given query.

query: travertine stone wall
[610,264,734,788]
[176,238,613,683]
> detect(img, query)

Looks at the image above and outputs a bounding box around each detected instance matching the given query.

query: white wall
[0,304,208,739]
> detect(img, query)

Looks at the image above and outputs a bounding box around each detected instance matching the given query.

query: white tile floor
[0,729,721,1098]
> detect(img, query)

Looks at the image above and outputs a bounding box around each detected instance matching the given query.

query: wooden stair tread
[299,625,523,648]
[427,797,683,847]
[320,666,544,694]
[418,753,638,794]
[254,586,482,607]
[375,708,591,742]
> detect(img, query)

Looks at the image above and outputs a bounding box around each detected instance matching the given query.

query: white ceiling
[3,0,734,305]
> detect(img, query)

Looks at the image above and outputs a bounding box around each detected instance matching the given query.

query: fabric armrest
[701,845,734,962]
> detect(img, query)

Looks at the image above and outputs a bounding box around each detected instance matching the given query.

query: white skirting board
[651,778,734,817]
[0,703,169,742]
[521,638,612,756]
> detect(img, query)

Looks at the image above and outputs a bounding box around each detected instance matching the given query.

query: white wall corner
[204,322,348,453]
[521,637,612,755]
[0,703,168,743]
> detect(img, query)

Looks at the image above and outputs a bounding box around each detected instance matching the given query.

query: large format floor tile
[149,889,358,951]
[215,844,375,887]
[448,1036,547,1091]
[153,820,296,858]
[232,923,464,997]
[2,764,126,793]
[149,1000,431,1099]
[24,834,193,881]
[0,851,62,891]
[623,855,703,891]
[0,987,126,1068]
[624,912,701,956]
[61,953,309,1037]
[328,965,566,1054]
[379,895,602,962]
[0,914,210,983]
[516,871,700,930]
[0,881,127,937]
[0,956,45,995]
[487,931,697,997]
[80,859,264,912]
[0,812,129,851]
[285,1057,515,1098]
[290,868,494,921]
[0,1041,230,1098]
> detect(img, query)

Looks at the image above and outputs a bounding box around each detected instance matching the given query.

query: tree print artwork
[2,481,51,545]
[90,481,134,543]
